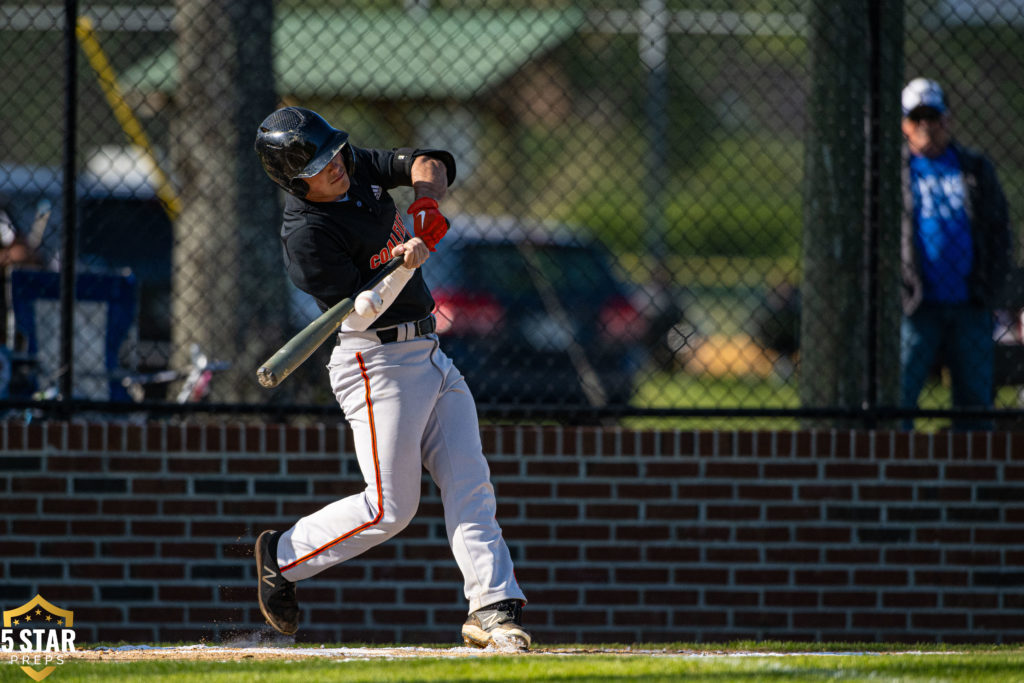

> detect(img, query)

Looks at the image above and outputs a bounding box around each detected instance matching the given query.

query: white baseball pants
[275,325,525,612]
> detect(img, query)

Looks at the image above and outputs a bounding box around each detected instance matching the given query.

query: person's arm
[405,155,452,255]
[411,156,448,202]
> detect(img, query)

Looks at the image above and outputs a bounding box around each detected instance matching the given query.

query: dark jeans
[900,303,995,431]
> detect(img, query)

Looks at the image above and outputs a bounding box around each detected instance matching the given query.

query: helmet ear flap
[289,178,310,197]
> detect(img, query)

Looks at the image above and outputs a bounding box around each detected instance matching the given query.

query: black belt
[375,316,436,344]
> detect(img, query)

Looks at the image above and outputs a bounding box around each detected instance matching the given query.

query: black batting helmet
[254,107,354,198]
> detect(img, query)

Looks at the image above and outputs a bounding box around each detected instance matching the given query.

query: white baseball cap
[902,78,947,117]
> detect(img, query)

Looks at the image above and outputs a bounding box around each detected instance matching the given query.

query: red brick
[556,483,610,498]
[794,570,848,586]
[706,548,759,563]
[885,464,940,479]
[677,484,732,499]
[12,477,67,493]
[555,525,610,541]
[646,462,699,477]
[705,462,759,478]
[822,591,877,607]
[859,485,913,501]
[227,458,280,474]
[46,456,103,472]
[287,458,341,475]
[853,569,908,586]
[883,592,937,608]
[42,498,98,515]
[766,505,820,521]
[108,457,162,472]
[945,465,997,480]
[705,591,759,606]
[763,463,820,479]
[825,463,879,479]
[619,483,671,498]
[133,478,186,494]
[648,504,700,520]
[914,570,968,586]
[793,611,846,628]
[706,505,760,521]
[673,568,728,584]
[168,457,222,473]
[103,499,158,515]
[766,547,819,563]
[736,527,790,542]
[130,607,184,623]
[738,484,793,500]
[797,484,853,500]
[735,569,788,584]
[644,590,698,605]
[13,520,67,535]
[162,499,217,515]
[766,591,818,607]
[883,549,940,564]
[645,546,700,563]
[37,542,94,558]
[852,612,906,628]
[72,519,125,535]
[675,525,732,541]
[795,527,849,543]
[69,564,124,580]
[584,503,638,520]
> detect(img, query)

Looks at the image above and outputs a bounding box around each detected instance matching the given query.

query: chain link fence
[1,1,1022,428]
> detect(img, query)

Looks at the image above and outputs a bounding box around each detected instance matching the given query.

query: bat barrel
[256,365,280,388]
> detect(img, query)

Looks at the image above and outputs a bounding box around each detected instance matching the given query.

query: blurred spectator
[636,264,686,370]
[898,78,1011,431]
[1,200,44,340]
[751,282,800,380]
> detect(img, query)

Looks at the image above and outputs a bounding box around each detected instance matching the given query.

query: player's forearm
[411,156,448,201]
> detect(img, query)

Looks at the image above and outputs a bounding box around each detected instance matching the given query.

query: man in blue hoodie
[899,78,1011,431]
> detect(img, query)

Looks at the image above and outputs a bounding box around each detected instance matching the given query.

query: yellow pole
[75,16,182,220]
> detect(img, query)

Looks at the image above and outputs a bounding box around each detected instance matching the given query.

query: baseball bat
[256,254,406,388]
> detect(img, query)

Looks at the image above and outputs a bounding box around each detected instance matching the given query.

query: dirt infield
[63,643,946,662]
[65,644,703,661]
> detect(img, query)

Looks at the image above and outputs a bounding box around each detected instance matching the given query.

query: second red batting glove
[407,197,449,252]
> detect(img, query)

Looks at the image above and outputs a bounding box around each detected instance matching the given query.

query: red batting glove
[407,197,449,252]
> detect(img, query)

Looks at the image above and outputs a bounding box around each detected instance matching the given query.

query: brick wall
[2,421,1023,644]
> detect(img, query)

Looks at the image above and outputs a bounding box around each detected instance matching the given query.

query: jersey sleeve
[353,146,456,189]
[282,222,361,311]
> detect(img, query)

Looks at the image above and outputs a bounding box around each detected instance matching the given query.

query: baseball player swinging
[252,107,529,649]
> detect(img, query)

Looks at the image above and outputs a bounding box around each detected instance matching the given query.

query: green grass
[8,645,1024,682]
[627,370,1024,432]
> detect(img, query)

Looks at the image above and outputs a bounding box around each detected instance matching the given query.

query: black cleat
[461,599,531,650]
[255,530,299,635]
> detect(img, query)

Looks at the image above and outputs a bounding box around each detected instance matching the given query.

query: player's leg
[257,340,439,635]
[277,343,438,581]
[419,343,528,648]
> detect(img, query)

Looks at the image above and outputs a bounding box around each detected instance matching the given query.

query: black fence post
[60,0,78,409]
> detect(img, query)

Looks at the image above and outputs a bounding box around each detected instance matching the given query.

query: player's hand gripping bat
[256,254,407,388]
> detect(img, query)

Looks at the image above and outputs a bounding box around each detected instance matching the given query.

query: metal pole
[61,0,78,406]
[639,0,668,258]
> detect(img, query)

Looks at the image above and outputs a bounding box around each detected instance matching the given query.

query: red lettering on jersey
[368,212,411,270]
[392,210,411,242]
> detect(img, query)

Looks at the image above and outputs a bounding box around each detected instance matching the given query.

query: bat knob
[256,366,279,388]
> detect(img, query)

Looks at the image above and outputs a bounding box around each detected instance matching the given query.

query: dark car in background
[421,215,648,410]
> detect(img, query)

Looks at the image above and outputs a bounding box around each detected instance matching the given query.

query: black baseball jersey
[280,145,455,329]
